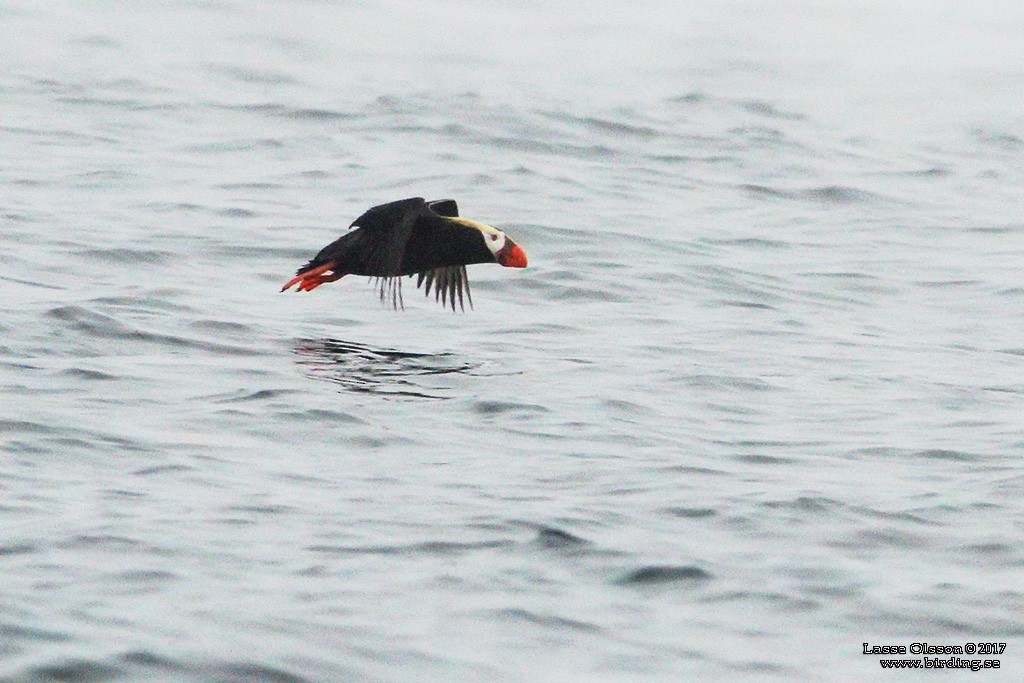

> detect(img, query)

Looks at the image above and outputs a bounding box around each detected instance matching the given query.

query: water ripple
[293,338,481,399]
[617,565,714,586]
[46,306,257,356]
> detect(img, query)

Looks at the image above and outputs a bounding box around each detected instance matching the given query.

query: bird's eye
[489,234,498,241]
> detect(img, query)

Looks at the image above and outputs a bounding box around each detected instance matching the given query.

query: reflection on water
[293,338,481,399]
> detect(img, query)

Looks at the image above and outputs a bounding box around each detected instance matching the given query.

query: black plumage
[281,197,527,310]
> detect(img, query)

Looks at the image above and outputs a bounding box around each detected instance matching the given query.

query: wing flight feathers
[414,266,472,311]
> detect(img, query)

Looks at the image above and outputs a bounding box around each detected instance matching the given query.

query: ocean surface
[2,1,1023,680]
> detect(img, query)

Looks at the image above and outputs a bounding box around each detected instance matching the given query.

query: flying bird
[281,197,527,310]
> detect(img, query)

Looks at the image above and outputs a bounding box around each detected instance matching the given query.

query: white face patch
[451,217,506,256]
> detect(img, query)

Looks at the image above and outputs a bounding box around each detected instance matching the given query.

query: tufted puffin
[281,197,527,310]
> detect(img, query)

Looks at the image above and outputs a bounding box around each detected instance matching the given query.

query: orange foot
[281,262,343,292]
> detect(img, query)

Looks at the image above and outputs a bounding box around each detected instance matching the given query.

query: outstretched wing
[414,266,473,311]
[293,197,427,279]
[335,198,427,308]
[348,197,427,278]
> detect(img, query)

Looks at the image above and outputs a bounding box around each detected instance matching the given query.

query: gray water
[2,1,1024,680]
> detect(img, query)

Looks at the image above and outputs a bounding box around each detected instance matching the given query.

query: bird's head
[451,217,528,268]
